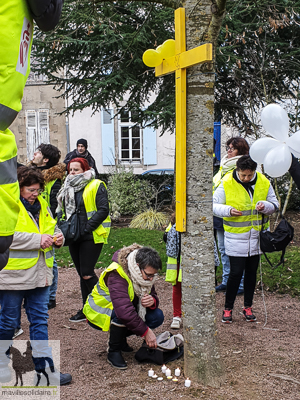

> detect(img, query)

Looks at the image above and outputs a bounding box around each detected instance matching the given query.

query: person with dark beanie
[213,155,278,324]
[63,138,99,176]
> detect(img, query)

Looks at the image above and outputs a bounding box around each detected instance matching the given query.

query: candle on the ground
[185,378,191,387]
[175,368,180,377]
[148,368,154,377]
[165,368,171,377]
[161,365,167,374]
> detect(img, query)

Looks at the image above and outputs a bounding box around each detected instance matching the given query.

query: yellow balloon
[161,39,175,59]
[156,45,163,54]
[142,49,163,67]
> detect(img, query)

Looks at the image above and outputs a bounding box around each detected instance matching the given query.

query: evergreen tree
[32,1,176,132]
[215,0,300,134]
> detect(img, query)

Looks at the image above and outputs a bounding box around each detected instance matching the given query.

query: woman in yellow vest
[83,244,164,370]
[56,157,110,323]
[0,166,71,385]
[213,156,279,324]
[214,137,250,294]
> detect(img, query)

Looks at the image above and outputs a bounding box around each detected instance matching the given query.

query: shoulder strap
[76,190,84,213]
[262,248,285,269]
[260,211,285,269]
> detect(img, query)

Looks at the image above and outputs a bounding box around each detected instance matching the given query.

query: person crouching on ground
[83,244,164,370]
[213,155,279,323]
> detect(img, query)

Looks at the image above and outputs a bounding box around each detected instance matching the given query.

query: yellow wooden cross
[155,8,212,232]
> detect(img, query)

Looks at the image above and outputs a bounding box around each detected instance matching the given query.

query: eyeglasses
[141,269,158,280]
[25,187,43,194]
[226,146,236,152]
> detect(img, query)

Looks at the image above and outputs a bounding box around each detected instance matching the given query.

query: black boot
[121,340,133,353]
[107,324,128,369]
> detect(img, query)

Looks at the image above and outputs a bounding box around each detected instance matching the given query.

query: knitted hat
[77,138,88,149]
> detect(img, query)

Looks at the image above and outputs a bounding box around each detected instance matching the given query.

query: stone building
[11,74,175,173]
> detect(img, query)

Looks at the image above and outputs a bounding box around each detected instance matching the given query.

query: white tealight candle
[161,364,167,374]
[157,377,164,381]
[185,378,191,387]
[165,368,171,377]
[148,368,154,377]
[175,368,180,377]
[152,374,158,379]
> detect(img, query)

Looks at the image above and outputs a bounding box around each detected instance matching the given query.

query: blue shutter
[101,109,115,166]
[213,121,221,162]
[143,126,157,165]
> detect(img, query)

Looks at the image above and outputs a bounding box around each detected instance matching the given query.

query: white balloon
[289,148,300,158]
[261,104,289,142]
[249,137,281,164]
[263,144,292,178]
[286,130,300,154]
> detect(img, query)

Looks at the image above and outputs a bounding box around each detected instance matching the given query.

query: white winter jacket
[213,172,279,257]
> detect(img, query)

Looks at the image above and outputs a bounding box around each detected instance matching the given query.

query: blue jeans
[49,253,58,301]
[0,287,53,371]
[111,308,164,330]
[217,230,244,290]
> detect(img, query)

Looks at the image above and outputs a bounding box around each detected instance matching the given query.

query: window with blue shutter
[118,110,142,163]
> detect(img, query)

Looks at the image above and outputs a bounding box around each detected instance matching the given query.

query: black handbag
[57,197,82,246]
[135,331,184,365]
[260,213,294,268]
[58,212,81,246]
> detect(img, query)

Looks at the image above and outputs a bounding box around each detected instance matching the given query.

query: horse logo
[8,341,53,387]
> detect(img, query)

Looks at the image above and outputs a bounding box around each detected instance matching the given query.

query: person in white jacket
[213,155,279,323]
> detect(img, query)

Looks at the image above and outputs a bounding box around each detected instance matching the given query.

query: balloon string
[257,211,268,327]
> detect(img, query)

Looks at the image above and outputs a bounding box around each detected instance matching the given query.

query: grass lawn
[56,228,300,296]
[216,245,300,297]
[55,227,167,272]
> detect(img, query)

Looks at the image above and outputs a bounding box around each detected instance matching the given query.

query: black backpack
[260,213,294,268]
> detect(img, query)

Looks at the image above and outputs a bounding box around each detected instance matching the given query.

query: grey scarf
[56,169,95,220]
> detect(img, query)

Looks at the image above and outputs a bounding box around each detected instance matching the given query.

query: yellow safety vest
[0,0,33,128]
[5,196,56,270]
[222,171,270,234]
[0,129,20,236]
[164,223,182,284]
[83,262,135,331]
[41,180,56,207]
[83,180,111,244]
[165,256,182,285]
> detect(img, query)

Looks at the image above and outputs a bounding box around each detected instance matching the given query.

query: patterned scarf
[127,250,158,321]
[56,169,95,220]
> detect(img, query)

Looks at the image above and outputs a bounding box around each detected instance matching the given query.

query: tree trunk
[181,0,225,386]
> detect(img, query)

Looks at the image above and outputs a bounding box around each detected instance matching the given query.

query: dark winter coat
[105,246,159,336]
[289,155,300,190]
[63,149,99,176]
